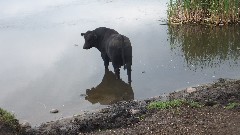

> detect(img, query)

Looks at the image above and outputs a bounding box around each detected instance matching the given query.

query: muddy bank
[26,100,147,135]
[22,79,240,134]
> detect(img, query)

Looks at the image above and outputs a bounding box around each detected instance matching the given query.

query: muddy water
[0,0,240,125]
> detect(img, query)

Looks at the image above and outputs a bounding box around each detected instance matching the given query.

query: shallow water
[0,0,239,125]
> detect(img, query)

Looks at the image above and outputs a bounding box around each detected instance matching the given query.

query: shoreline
[1,78,240,134]
[22,78,240,135]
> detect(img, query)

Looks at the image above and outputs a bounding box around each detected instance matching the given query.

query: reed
[168,0,240,25]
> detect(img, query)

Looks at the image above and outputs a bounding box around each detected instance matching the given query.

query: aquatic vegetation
[168,0,240,25]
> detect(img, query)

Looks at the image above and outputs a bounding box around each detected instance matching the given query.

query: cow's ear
[81,33,85,36]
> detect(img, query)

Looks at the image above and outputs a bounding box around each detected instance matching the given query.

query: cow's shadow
[85,70,134,105]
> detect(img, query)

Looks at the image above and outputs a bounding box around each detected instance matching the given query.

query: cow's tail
[121,35,126,70]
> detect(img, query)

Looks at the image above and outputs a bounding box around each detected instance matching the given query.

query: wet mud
[24,78,240,135]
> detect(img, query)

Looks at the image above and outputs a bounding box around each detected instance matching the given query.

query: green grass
[0,108,21,133]
[225,102,239,109]
[188,100,203,108]
[148,99,183,109]
[167,0,240,25]
[147,99,202,110]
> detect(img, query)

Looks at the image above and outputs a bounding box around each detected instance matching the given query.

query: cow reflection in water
[85,70,134,105]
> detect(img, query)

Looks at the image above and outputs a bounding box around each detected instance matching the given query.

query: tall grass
[168,0,240,25]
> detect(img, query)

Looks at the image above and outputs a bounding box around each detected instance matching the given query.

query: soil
[2,78,240,135]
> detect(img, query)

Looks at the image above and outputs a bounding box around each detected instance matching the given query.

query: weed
[147,99,184,109]
[225,102,239,109]
[138,115,146,121]
[147,99,203,110]
[188,100,203,108]
[0,108,21,132]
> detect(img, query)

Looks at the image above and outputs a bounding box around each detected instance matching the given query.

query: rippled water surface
[0,0,240,125]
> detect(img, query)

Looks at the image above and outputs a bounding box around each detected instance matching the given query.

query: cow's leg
[101,53,109,70]
[126,63,132,84]
[104,59,109,71]
[113,64,120,80]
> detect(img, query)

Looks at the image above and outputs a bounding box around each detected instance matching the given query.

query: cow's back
[94,27,118,47]
[106,34,132,66]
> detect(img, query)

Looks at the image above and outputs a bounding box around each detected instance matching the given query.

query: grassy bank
[168,0,240,25]
[0,108,23,134]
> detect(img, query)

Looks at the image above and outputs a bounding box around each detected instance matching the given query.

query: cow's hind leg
[126,63,132,84]
[104,59,109,71]
[113,64,120,80]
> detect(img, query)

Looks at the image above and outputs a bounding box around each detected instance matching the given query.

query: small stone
[186,87,196,93]
[80,94,86,97]
[50,109,59,113]
[21,121,31,128]
[73,114,79,117]
[130,109,140,115]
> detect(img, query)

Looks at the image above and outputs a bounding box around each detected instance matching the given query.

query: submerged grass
[167,0,240,25]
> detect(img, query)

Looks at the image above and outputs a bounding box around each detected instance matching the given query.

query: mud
[23,78,240,135]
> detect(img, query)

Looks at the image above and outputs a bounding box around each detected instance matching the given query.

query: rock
[186,87,196,93]
[50,109,59,113]
[130,109,140,115]
[21,121,31,128]
[80,94,86,97]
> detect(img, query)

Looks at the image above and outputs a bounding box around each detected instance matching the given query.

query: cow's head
[81,31,98,49]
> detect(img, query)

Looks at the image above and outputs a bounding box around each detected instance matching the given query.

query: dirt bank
[3,78,240,135]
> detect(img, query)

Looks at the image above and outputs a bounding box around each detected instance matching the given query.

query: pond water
[0,0,240,125]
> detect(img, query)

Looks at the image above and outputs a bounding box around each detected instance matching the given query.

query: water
[0,0,239,125]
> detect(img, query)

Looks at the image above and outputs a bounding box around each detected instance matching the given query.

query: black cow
[81,27,132,83]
